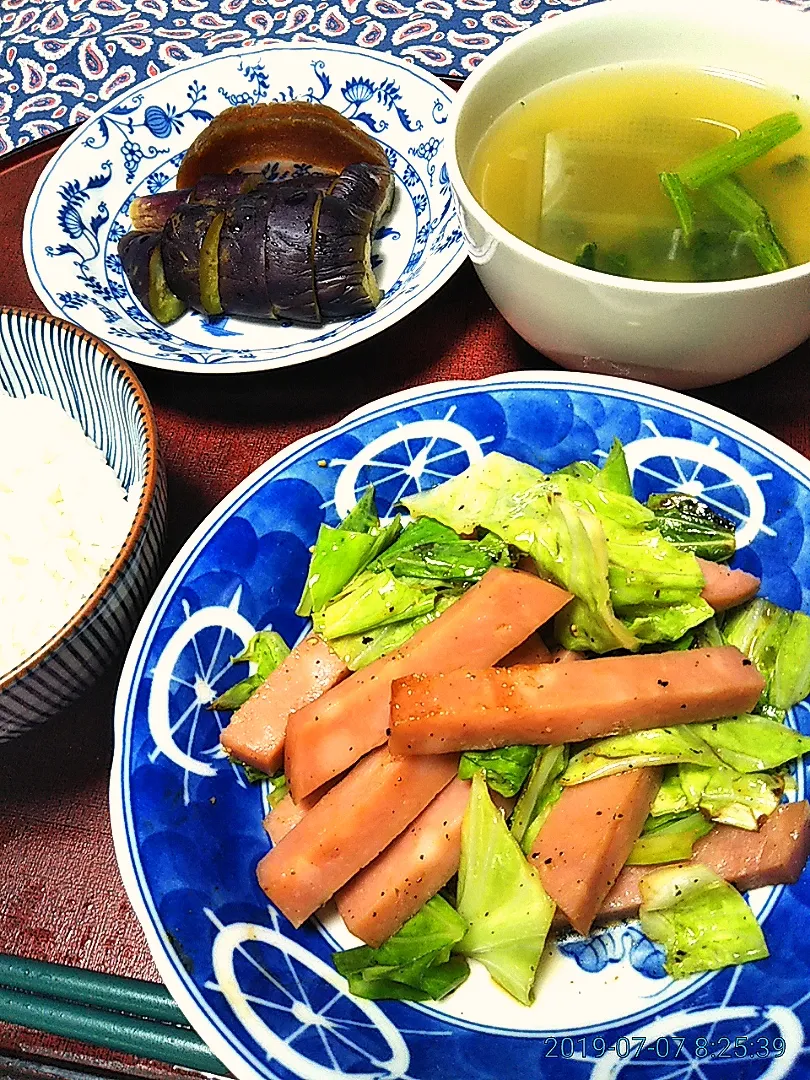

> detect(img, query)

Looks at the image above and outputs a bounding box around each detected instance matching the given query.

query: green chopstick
[0,987,229,1074]
[0,955,229,1076]
[0,954,186,1025]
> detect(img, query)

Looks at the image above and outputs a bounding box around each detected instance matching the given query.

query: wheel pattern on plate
[115,377,810,1080]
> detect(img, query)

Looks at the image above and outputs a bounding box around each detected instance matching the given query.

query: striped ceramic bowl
[0,309,167,739]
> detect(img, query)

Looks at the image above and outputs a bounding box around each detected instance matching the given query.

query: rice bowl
[0,309,166,739]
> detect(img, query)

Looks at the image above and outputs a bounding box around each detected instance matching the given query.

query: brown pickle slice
[176,102,389,190]
[328,162,394,228]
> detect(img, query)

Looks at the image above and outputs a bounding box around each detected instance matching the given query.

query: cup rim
[446,0,810,297]
[0,308,161,693]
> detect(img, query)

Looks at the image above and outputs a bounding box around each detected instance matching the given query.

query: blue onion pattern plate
[112,371,810,1079]
[23,43,465,374]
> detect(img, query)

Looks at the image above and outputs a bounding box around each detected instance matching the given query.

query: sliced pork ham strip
[497,633,553,667]
[220,634,349,776]
[530,768,662,937]
[698,558,761,612]
[263,789,325,846]
[551,800,810,931]
[257,747,459,927]
[285,568,572,801]
[389,646,765,755]
[335,776,473,947]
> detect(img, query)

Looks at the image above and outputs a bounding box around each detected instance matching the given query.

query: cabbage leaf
[332,894,470,1001]
[312,569,436,639]
[209,630,290,711]
[639,864,768,978]
[403,452,712,653]
[626,811,713,865]
[456,772,555,1004]
[562,727,723,785]
[646,492,736,563]
[510,745,569,852]
[459,745,537,797]
[563,718,810,786]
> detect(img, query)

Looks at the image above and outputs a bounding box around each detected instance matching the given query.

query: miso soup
[467,64,810,282]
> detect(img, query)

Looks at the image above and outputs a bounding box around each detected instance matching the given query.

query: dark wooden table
[0,134,808,1079]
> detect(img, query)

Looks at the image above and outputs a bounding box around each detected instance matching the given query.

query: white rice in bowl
[0,392,137,679]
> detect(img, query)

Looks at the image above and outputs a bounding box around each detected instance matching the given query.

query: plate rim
[110,369,810,1079]
[23,40,467,376]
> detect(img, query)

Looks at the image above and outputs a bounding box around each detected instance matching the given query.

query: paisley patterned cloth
[2,0,810,157]
[0,0,594,154]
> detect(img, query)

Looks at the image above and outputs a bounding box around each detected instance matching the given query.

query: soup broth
[467,64,810,282]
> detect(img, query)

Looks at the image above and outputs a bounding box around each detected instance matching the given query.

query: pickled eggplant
[329,162,394,229]
[193,171,256,205]
[176,102,389,189]
[118,231,160,308]
[161,203,221,312]
[118,230,186,324]
[314,193,380,319]
[218,189,273,317]
[149,247,187,324]
[262,170,336,197]
[131,172,254,231]
[130,190,191,232]
[117,105,396,328]
[264,186,322,325]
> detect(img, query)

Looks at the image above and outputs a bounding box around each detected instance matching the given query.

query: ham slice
[285,568,572,801]
[257,747,458,927]
[698,558,761,612]
[220,634,349,775]
[530,768,662,936]
[335,776,473,947]
[263,789,324,845]
[550,647,584,664]
[388,646,764,755]
[497,634,552,667]
[552,800,810,931]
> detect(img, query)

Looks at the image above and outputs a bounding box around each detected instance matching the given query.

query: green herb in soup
[467,64,810,282]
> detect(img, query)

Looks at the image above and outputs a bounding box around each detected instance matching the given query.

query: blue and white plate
[23,43,465,374]
[111,372,810,1079]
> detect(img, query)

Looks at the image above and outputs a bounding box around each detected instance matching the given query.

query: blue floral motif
[271,61,332,105]
[146,172,170,195]
[47,163,115,300]
[412,137,441,162]
[432,98,449,125]
[220,62,272,107]
[410,135,442,187]
[402,163,421,189]
[56,291,89,311]
[340,75,423,134]
[343,77,376,106]
[431,224,462,254]
[82,81,213,183]
[202,316,241,338]
[559,926,667,980]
